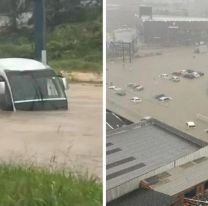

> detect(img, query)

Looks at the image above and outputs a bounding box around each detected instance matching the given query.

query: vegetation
[0,164,102,206]
[0,0,102,73]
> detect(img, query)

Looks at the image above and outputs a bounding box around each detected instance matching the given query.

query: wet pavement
[107,47,208,142]
[0,84,102,178]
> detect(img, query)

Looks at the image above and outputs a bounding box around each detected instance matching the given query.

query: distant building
[138,16,208,46]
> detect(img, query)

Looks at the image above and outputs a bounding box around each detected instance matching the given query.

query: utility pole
[122,42,125,63]
[34,0,46,63]
[129,42,132,63]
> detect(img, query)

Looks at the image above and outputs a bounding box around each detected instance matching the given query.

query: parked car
[180,69,188,75]
[108,85,116,89]
[130,97,142,103]
[172,72,181,76]
[198,71,204,76]
[159,96,173,101]
[127,83,135,88]
[141,116,152,121]
[159,73,169,79]
[186,121,196,128]
[171,76,180,82]
[183,73,195,79]
[155,94,165,100]
[186,69,194,73]
[114,87,122,91]
[134,85,144,91]
[192,72,200,78]
[115,89,126,96]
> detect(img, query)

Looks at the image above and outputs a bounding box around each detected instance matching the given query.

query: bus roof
[0,58,49,71]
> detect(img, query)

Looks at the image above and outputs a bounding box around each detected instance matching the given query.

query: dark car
[155,94,165,100]
[198,71,204,76]
[183,73,195,79]
[172,72,181,76]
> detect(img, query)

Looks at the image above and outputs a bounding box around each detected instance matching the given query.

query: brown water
[107,47,208,142]
[0,84,102,178]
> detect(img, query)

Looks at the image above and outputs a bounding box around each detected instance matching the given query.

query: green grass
[49,58,102,73]
[0,164,102,206]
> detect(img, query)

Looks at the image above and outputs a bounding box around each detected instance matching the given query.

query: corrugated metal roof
[107,122,200,190]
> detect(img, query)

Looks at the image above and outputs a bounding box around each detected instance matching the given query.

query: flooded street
[107,47,208,142]
[0,84,102,178]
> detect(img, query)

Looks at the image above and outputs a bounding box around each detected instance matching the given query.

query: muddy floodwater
[0,84,102,178]
[107,47,208,142]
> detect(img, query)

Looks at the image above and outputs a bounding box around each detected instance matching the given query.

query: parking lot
[107,47,208,142]
[0,84,102,178]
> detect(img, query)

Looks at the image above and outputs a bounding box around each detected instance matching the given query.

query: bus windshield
[5,69,67,111]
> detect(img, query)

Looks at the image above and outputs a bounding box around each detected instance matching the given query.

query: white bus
[0,58,69,111]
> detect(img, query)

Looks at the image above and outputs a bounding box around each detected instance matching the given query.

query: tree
[0,0,32,31]
[46,0,102,28]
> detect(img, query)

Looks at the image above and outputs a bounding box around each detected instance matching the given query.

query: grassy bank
[49,58,102,73]
[0,164,102,206]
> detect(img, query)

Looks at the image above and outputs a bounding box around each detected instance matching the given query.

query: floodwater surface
[107,47,208,142]
[0,84,102,178]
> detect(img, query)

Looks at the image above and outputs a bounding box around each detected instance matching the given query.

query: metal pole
[129,42,132,63]
[122,42,125,63]
[34,0,46,62]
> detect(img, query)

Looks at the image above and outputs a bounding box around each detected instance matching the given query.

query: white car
[108,85,116,89]
[114,87,122,91]
[171,76,180,82]
[159,96,173,101]
[130,97,142,103]
[159,73,169,79]
[186,121,196,128]
[134,85,144,91]
[192,72,200,78]
[180,69,187,75]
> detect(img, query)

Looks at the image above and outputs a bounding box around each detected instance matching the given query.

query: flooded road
[0,84,102,178]
[107,47,208,142]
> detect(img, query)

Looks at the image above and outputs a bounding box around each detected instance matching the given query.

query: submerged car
[186,121,196,128]
[134,85,144,91]
[155,94,165,100]
[171,76,180,82]
[159,96,173,101]
[198,71,204,76]
[130,97,142,103]
[115,88,126,96]
[108,85,116,89]
[127,83,135,88]
[183,73,195,79]
[0,58,69,111]
[159,73,169,79]
[155,94,172,102]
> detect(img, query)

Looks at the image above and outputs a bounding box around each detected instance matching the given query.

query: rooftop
[150,156,208,196]
[107,119,204,191]
[142,16,208,22]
